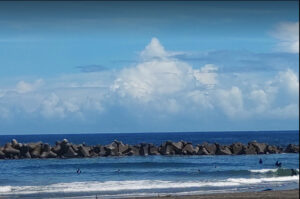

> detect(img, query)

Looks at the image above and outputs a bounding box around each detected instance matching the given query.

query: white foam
[0,180,237,195]
[250,169,278,173]
[0,176,298,195]
[0,186,11,193]
[228,176,299,184]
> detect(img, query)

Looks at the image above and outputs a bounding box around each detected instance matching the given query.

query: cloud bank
[0,37,298,133]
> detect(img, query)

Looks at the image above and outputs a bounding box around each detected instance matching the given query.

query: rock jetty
[0,139,299,159]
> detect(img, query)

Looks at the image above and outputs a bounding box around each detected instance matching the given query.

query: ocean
[0,131,299,198]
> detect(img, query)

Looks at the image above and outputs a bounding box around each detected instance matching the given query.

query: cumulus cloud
[0,38,298,132]
[112,60,192,101]
[247,69,299,118]
[111,38,298,121]
[16,79,44,93]
[193,64,218,89]
[271,22,299,53]
[277,68,299,96]
[41,93,66,118]
[112,38,218,104]
[249,89,269,113]
[38,87,106,119]
[140,37,183,60]
[216,86,244,118]
[270,103,299,119]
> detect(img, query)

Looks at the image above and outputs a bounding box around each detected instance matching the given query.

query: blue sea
[0,131,299,198]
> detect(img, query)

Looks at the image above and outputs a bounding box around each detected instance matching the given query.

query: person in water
[259,158,263,164]
[76,168,81,174]
[275,161,282,167]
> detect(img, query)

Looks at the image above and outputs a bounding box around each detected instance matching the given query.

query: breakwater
[0,139,299,159]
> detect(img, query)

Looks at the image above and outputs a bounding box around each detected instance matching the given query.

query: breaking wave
[0,175,298,196]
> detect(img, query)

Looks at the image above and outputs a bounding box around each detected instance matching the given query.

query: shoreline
[124,189,299,199]
[1,189,298,199]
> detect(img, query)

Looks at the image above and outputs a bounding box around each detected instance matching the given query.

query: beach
[127,189,299,199]
[0,189,298,199]
[1,0,299,198]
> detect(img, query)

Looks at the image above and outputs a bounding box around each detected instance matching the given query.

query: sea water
[0,131,299,198]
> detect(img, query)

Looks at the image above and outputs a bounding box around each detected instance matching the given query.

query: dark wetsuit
[275,161,282,167]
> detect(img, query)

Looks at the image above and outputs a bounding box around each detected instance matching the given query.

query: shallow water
[0,154,299,198]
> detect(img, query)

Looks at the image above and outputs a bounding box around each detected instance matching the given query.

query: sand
[126,189,299,199]
[0,189,298,199]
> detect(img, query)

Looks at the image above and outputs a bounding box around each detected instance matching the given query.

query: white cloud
[0,38,298,130]
[186,90,214,111]
[38,87,106,119]
[112,38,218,104]
[277,69,299,96]
[246,69,299,118]
[16,79,43,94]
[216,86,245,118]
[270,103,299,119]
[41,93,66,118]
[271,22,299,53]
[193,64,218,89]
[140,37,169,59]
[111,59,192,101]
[249,89,269,113]
[140,37,182,60]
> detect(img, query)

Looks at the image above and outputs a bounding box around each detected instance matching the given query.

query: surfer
[76,168,81,174]
[275,161,282,167]
[259,158,263,164]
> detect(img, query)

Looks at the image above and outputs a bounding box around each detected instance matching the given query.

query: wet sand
[0,189,298,199]
[126,189,299,199]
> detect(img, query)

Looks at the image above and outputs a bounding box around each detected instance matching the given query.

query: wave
[0,175,298,196]
[0,186,11,193]
[250,168,299,176]
[250,169,278,173]
[227,176,299,184]
[19,166,299,177]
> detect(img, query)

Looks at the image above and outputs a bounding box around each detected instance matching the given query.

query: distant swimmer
[197,169,201,173]
[259,158,263,164]
[263,188,272,191]
[76,168,81,174]
[275,161,282,167]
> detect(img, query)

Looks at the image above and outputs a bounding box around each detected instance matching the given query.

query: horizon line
[0,129,298,136]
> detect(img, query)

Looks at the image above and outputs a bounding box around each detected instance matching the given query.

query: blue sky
[0,1,299,134]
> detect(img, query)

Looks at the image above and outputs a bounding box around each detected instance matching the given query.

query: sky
[0,1,299,134]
